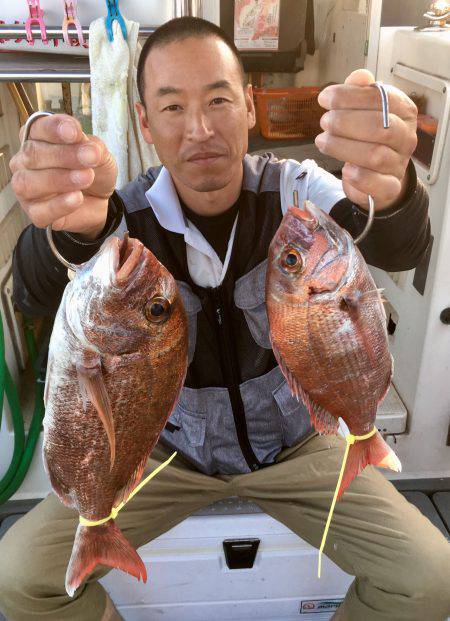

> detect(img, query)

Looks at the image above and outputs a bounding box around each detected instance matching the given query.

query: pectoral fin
[76,358,116,471]
[340,292,362,319]
[340,288,385,321]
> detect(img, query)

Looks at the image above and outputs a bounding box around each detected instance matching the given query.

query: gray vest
[160,261,314,474]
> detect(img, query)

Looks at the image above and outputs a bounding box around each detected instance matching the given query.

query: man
[1,16,449,621]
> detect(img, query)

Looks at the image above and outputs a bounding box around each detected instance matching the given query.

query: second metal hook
[351,81,390,245]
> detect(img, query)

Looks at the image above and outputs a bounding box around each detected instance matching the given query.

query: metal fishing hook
[20,111,78,273]
[353,81,391,245]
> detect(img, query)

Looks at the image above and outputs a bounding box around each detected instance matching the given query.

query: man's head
[136,17,255,195]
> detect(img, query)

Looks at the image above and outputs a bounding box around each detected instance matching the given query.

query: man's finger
[12,139,102,172]
[315,133,407,179]
[319,110,416,154]
[342,179,370,209]
[25,193,107,235]
[318,84,418,122]
[344,68,375,87]
[342,163,402,204]
[12,167,94,202]
[24,192,84,229]
[48,195,109,234]
[86,137,119,198]
[20,113,85,145]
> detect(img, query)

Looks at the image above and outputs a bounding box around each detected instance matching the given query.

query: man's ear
[135,102,154,144]
[245,84,256,130]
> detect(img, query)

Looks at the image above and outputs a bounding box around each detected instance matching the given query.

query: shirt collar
[144,165,228,264]
[144,166,186,234]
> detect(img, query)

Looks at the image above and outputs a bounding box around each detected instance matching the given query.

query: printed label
[300,598,344,614]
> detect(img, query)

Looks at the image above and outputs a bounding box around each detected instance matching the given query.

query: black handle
[223,538,260,569]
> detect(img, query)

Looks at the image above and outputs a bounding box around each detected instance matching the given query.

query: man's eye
[210,98,228,105]
[163,105,182,112]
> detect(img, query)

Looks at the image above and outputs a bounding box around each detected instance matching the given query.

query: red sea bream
[266,201,401,498]
[43,235,188,596]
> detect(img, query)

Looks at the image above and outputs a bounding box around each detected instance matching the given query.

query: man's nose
[185,109,215,142]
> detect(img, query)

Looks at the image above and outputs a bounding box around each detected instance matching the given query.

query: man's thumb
[344,69,375,87]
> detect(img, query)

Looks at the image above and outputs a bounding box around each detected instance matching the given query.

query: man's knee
[400,537,450,613]
[0,520,38,609]
[0,512,68,611]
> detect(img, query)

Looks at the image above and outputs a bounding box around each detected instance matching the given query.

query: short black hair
[137,16,246,105]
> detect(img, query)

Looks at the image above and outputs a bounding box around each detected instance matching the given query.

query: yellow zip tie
[318,426,377,578]
[79,451,177,527]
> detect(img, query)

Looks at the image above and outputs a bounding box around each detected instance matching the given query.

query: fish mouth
[115,233,145,285]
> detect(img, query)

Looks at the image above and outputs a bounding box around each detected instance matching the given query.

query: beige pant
[0,432,449,621]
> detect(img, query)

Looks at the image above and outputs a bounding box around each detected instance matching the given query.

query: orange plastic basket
[254,87,324,140]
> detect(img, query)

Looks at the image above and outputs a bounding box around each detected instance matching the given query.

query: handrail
[0,70,91,83]
[0,24,158,82]
[0,24,156,40]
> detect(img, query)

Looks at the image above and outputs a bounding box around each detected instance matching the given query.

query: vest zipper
[211,287,261,472]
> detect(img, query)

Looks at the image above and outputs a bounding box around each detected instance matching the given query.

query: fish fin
[43,359,52,408]
[340,292,362,319]
[76,360,116,471]
[44,452,73,507]
[340,289,387,320]
[114,451,150,508]
[271,342,302,400]
[272,342,339,435]
[377,288,387,304]
[47,470,72,506]
[297,383,340,435]
[65,521,147,597]
[337,429,401,500]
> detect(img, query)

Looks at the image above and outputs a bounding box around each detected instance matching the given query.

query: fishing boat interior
[0,1,449,619]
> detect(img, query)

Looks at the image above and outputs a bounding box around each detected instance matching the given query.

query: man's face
[136,36,256,194]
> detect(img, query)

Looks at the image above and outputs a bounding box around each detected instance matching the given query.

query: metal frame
[0,24,157,82]
[0,3,204,82]
[0,24,155,41]
[393,62,450,185]
[366,0,383,76]
[0,64,91,83]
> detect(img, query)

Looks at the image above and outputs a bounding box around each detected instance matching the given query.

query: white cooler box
[99,497,353,621]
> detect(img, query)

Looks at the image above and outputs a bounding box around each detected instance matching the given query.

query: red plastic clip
[0,21,6,44]
[25,0,49,46]
[62,0,88,48]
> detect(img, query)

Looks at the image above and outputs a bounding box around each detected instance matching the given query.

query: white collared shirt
[144,158,345,288]
[145,167,238,288]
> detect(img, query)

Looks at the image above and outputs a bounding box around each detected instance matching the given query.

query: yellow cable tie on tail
[318,426,378,578]
[79,451,177,527]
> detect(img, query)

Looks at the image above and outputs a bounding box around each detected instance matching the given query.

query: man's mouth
[187,152,224,165]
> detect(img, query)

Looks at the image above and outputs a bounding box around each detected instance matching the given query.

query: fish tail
[65,520,147,597]
[337,430,401,500]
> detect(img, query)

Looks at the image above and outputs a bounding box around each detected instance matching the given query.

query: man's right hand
[10,114,118,240]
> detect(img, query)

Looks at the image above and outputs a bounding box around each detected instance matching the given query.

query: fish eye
[281,247,303,273]
[144,296,171,323]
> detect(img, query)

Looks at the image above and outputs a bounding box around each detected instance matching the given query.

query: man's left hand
[315,69,418,211]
